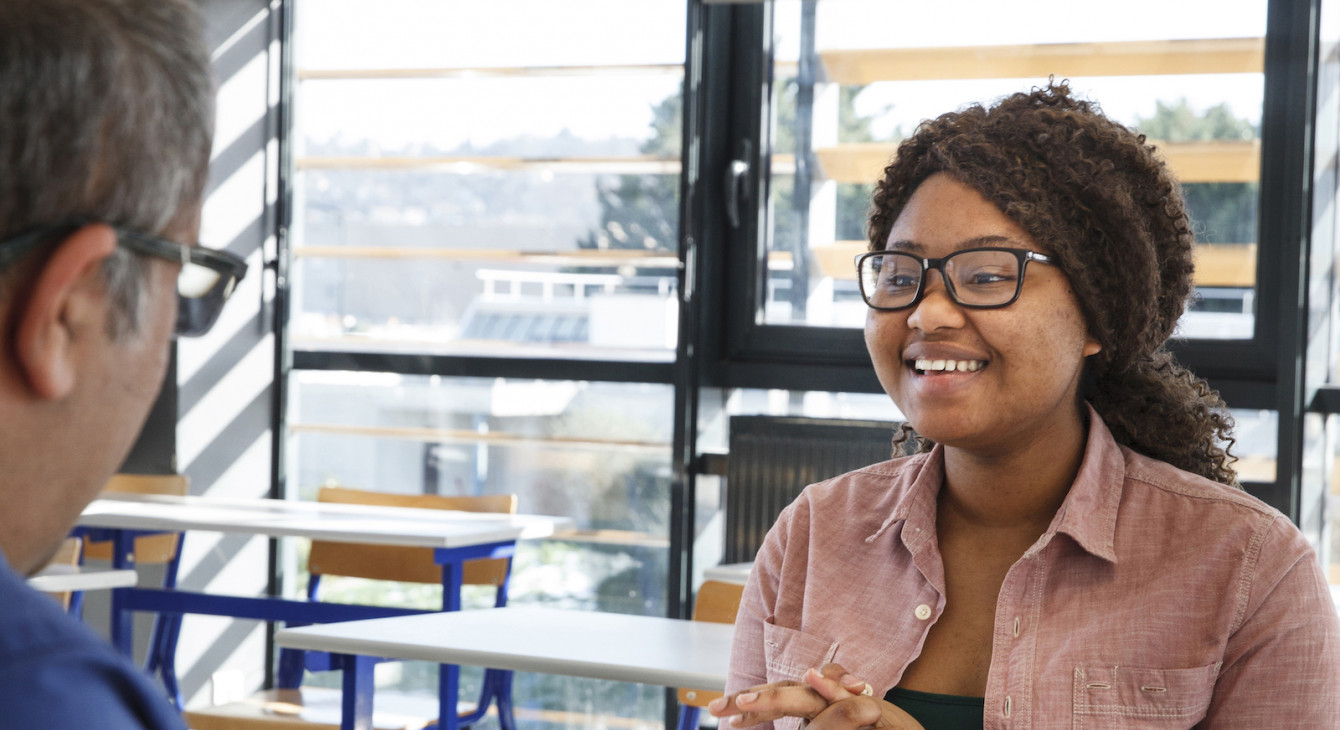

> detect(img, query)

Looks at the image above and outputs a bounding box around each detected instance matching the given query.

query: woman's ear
[13,224,119,399]
[1083,336,1102,358]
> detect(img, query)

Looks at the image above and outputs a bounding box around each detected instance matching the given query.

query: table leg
[440,661,460,730]
[109,530,136,656]
[338,654,376,730]
[440,558,462,729]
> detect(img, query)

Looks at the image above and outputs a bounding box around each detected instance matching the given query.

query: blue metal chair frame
[76,525,518,727]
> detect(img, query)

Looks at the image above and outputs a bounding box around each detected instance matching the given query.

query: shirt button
[914,604,932,620]
[1003,695,1012,718]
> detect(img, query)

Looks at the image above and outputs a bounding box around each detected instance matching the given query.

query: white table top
[703,562,753,585]
[28,565,138,592]
[78,493,573,548]
[276,606,733,690]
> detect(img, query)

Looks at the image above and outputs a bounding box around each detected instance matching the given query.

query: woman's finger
[815,663,874,696]
[807,664,873,700]
[708,682,831,726]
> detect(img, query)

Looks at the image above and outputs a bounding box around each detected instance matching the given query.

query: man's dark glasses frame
[0,222,248,337]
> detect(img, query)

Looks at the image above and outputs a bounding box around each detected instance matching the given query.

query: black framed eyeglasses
[0,222,248,337]
[855,247,1054,311]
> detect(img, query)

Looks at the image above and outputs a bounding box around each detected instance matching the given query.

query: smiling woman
[712,82,1340,730]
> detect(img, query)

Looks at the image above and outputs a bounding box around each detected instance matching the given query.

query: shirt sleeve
[0,646,186,729]
[1201,516,1340,727]
[726,501,792,698]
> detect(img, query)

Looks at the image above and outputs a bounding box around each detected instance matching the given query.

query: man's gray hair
[0,0,215,337]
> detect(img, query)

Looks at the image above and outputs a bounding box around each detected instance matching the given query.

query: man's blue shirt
[0,552,185,729]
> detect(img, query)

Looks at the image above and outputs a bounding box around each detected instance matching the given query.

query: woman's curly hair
[872,81,1238,486]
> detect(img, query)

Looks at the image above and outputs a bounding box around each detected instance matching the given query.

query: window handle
[725,140,753,229]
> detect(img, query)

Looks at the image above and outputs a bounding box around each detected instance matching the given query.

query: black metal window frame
[702,1,1307,410]
[688,0,1320,519]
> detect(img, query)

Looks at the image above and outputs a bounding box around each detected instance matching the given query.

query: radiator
[723,415,901,564]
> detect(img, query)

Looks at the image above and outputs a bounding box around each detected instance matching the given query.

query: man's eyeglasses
[855,247,1055,311]
[0,222,247,337]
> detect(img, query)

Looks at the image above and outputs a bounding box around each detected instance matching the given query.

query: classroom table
[75,493,573,712]
[275,606,734,730]
[28,564,138,593]
[703,561,753,586]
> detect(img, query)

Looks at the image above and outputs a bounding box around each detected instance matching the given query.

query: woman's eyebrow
[885,234,1018,253]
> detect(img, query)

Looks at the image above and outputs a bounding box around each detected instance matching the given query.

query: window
[274,0,1330,724]
[761,0,1266,339]
[289,1,686,725]
[293,0,686,363]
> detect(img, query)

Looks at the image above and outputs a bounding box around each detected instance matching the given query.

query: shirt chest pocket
[1072,662,1220,730]
[762,622,839,730]
[763,622,839,683]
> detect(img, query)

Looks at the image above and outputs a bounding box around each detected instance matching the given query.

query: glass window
[287,372,674,725]
[292,0,686,362]
[763,0,1266,341]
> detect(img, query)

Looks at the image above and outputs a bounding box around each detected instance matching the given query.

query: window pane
[763,0,1265,341]
[288,371,674,726]
[292,0,685,361]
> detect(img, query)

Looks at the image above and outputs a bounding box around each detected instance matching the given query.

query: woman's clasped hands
[707,664,925,729]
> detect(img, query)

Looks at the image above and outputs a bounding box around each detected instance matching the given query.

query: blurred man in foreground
[0,1,245,725]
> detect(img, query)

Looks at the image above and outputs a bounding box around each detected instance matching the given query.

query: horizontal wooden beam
[300,139,1259,185]
[294,247,677,267]
[297,155,679,174]
[1193,243,1256,287]
[297,63,683,82]
[290,422,670,452]
[819,37,1264,84]
[813,140,1260,185]
[818,240,1256,289]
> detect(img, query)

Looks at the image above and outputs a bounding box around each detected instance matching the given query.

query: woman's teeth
[914,359,984,373]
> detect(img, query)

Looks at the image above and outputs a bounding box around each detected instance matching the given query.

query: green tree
[1135,99,1259,244]
[577,91,680,254]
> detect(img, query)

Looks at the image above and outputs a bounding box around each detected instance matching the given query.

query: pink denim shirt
[727,410,1340,728]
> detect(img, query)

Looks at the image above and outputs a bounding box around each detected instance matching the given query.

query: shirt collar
[866,404,1126,564]
[1044,404,1125,563]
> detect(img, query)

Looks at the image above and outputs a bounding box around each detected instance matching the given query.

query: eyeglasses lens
[859,250,1023,310]
[174,262,235,337]
[944,250,1021,306]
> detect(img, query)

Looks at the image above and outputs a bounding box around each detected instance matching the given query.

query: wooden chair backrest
[39,537,83,609]
[676,580,745,708]
[307,487,518,587]
[83,474,189,564]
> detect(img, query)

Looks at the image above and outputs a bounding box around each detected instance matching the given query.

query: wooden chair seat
[84,474,189,564]
[676,579,744,729]
[184,688,453,730]
[36,537,83,609]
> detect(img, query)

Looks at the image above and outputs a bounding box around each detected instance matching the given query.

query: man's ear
[13,224,119,400]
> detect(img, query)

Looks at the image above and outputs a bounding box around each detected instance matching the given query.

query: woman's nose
[905,271,967,332]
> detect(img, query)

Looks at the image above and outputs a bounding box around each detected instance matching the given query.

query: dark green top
[884,687,985,730]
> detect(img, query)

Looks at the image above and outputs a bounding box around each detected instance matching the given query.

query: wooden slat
[289,422,669,453]
[299,141,1258,184]
[1193,243,1256,287]
[293,247,677,267]
[819,240,1255,288]
[297,63,683,82]
[297,155,678,174]
[813,140,1260,185]
[819,37,1264,84]
[1160,140,1261,183]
